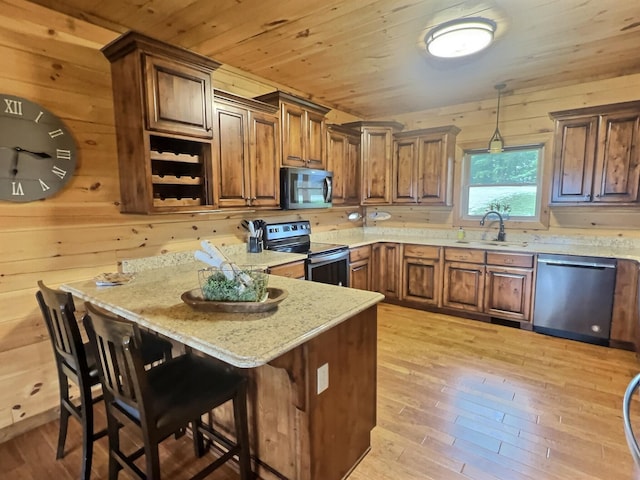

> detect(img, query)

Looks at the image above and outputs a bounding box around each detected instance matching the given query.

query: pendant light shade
[488,83,506,154]
[425,18,496,58]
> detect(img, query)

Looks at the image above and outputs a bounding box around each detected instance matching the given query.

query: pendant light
[488,83,506,154]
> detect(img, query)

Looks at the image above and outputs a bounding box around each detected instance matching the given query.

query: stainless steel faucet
[480,210,506,241]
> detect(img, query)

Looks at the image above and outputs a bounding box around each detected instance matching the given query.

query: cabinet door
[593,111,640,203]
[281,103,306,167]
[327,130,347,204]
[350,259,371,291]
[551,116,598,203]
[248,110,280,207]
[143,54,213,138]
[484,266,532,321]
[268,260,306,279]
[371,243,400,298]
[215,104,249,208]
[306,111,326,169]
[401,256,441,306]
[417,134,451,205]
[328,129,360,205]
[344,136,361,204]
[442,261,485,312]
[392,137,418,203]
[362,128,393,204]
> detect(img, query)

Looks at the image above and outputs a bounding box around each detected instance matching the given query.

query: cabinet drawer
[268,260,306,279]
[350,245,371,262]
[486,252,534,268]
[403,244,441,259]
[444,247,485,264]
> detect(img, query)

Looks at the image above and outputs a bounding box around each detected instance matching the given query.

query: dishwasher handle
[537,258,616,269]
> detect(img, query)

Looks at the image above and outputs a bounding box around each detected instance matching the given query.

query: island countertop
[61,262,383,368]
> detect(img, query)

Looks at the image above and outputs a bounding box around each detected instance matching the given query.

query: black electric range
[261,220,350,286]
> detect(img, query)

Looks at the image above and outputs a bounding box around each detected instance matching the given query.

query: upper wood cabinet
[255,91,330,169]
[143,54,214,138]
[213,91,280,208]
[343,121,404,205]
[550,101,640,204]
[102,31,220,213]
[392,126,460,205]
[327,124,361,205]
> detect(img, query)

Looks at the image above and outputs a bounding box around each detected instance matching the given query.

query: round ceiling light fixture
[425,17,496,58]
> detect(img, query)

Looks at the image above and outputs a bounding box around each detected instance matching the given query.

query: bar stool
[36,281,173,480]
[83,302,252,480]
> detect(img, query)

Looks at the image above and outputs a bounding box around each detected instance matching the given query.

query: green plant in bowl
[199,266,268,302]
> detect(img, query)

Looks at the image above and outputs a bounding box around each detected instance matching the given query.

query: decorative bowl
[198,265,268,302]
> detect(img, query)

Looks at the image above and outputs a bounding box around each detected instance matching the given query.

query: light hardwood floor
[1,303,639,479]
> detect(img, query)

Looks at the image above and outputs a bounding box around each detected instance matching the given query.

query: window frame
[455,139,550,231]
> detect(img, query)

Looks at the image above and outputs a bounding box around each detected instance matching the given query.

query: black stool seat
[36,280,173,480]
[84,302,252,480]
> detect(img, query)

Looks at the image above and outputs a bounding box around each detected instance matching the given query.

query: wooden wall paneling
[0,251,117,293]
[0,314,47,354]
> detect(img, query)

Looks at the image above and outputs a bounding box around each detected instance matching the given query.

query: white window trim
[454,137,551,231]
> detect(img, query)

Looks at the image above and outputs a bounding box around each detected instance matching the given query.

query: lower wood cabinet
[371,242,401,299]
[611,259,639,347]
[349,245,372,290]
[484,266,533,321]
[268,260,306,279]
[484,251,534,322]
[443,260,486,312]
[442,248,534,322]
[401,244,442,307]
[442,247,486,312]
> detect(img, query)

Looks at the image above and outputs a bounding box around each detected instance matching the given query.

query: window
[461,144,544,222]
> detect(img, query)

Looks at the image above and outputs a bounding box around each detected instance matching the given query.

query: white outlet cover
[317,363,329,394]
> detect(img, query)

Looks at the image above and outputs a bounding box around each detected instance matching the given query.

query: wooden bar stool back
[36,280,106,480]
[83,302,252,480]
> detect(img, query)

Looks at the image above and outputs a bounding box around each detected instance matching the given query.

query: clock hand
[14,147,51,159]
[10,149,19,178]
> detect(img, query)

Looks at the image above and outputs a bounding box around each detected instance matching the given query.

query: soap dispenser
[457,227,465,241]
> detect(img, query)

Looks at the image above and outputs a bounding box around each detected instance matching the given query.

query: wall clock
[0,94,77,202]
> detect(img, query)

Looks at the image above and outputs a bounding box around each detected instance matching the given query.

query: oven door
[306,249,349,287]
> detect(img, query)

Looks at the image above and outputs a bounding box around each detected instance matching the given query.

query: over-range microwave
[280,167,333,210]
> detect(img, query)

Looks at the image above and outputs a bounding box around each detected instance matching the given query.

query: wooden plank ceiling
[26,0,640,118]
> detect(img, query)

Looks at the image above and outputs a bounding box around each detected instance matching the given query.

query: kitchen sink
[455,240,529,248]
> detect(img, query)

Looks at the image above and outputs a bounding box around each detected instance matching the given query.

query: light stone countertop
[62,262,383,368]
[311,228,640,262]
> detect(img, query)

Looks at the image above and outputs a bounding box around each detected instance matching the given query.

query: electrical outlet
[317,363,329,394]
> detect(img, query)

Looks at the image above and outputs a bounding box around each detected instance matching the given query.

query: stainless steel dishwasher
[533,254,617,345]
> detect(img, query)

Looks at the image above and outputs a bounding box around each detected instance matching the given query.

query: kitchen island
[62,262,384,480]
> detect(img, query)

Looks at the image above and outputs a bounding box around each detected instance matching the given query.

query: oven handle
[307,249,349,264]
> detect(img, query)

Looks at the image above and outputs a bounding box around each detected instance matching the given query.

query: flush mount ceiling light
[425,17,496,58]
[488,83,506,154]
